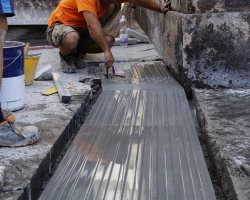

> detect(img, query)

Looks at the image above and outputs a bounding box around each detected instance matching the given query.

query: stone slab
[193,88,250,200]
[127,28,149,43]
[171,0,250,14]
[136,8,164,56]
[182,12,250,89]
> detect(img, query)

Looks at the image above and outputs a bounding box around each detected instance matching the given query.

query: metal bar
[52,72,71,102]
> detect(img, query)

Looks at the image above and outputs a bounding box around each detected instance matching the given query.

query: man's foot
[72,52,87,69]
[0,121,40,147]
[59,52,77,73]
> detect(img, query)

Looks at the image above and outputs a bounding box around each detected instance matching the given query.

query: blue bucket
[0,41,25,111]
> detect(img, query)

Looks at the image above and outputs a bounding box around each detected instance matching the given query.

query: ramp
[39,62,216,200]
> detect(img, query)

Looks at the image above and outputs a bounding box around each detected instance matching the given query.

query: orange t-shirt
[48,0,125,29]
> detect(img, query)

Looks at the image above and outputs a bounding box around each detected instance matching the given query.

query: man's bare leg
[59,31,80,56]
[78,35,115,54]
[57,32,114,72]
[58,32,114,55]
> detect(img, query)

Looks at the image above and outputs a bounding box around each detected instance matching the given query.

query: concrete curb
[193,94,236,199]
[193,89,250,200]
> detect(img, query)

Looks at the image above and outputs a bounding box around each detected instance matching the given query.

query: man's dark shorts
[45,23,96,47]
[0,0,15,16]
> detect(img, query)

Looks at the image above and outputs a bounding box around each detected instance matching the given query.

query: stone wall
[172,0,250,13]
[136,1,250,96]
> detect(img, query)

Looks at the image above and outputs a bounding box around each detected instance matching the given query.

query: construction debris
[34,64,53,81]
[127,28,149,43]
[87,66,105,76]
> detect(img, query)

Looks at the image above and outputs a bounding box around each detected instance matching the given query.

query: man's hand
[128,0,171,15]
[159,0,171,14]
[104,50,114,69]
[83,11,115,69]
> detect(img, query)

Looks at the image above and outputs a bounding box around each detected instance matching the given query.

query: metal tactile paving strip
[131,62,172,78]
[39,63,216,200]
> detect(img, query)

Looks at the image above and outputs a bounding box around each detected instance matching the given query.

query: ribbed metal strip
[40,125,215,200]
[39,66,216,200]
[130,62,172,78]
[85,88,193,127]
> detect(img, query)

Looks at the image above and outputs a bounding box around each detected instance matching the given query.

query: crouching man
[45,0,171,73]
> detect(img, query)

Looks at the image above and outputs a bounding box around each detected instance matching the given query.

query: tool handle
[106,68,109,78]
[109,73,125,77]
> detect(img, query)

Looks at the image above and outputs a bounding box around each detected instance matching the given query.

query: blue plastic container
[0,41,25,111]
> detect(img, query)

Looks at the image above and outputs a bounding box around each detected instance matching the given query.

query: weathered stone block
[137,10,250,92]
[171,0,250,14]
[162,11,183,82]
[136,8,163,55]
[183,12,250,89]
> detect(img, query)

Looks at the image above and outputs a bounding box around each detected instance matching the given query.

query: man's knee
[105,35,115,47]
[48,24,79,50]
[63,32,79,50]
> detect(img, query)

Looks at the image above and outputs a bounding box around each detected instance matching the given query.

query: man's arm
[128,0,170,14]
[83,10,114,68]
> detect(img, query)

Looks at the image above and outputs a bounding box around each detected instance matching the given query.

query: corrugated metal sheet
[39,63,216,200]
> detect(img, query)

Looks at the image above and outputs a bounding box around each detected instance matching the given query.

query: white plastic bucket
[0,41,25,111]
